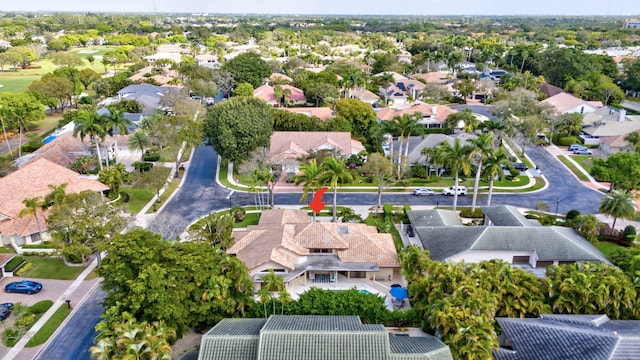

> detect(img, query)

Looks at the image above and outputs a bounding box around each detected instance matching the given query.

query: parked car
[413,188,435,196]
[442,186,467,196]
[573,149,593,155]
[4,280,43,294]
[0,306,10,321]
[568,144,586,151]
[512,163,529,171]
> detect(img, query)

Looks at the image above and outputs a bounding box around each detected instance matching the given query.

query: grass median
[25,305,71,347]
[557,156,589,181]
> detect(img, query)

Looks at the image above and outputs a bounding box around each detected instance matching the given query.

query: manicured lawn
[0,74,42,93]
[0,246,17,253]
[571,155,596,173]
[23,256,87,280]
[557,156,589,181]
[215,210,261,228]
[147,177,181,214]
[595,241,626,260]
[121,187,155,214]
[26,305,71,347]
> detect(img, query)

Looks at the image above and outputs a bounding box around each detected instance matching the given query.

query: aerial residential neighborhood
[0,2,639,360]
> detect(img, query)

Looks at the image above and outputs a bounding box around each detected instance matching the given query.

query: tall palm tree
[479,120,506,147]
[74,110,107,170]
[293,159,323,222]
[19,197,44,235]
[439,139,473,211]
[599,190,636,232]
[319,157,353,222]
[469,133,494,212]
[0,107,14,159]
[129,130,150,161]
[44,183,67,208]
[402,112,425,167]
[374,120,397,175]
[392,114,424,177]
[482,147,509,206]
[104,109,132,164]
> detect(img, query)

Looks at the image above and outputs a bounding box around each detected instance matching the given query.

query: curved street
[149,142,604,240]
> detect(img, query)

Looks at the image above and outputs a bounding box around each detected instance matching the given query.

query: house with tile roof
[406,206,610,269]
[378,79,426,105]
[540,92,603,115]
[376,102,457,129]
[269,131,365,172]
[349,88,380,105]
[282,107,334,120]
[253,84,306,106]
[198,315,453,360]
[0,158,108,248]
[227,209,400,292]
[494,314,640,360]
[15,132,91,168]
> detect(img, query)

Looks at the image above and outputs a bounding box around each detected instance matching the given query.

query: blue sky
[3,0,640,16]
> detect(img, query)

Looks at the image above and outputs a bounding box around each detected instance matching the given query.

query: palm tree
[293,159,323,222]
[401,112,425,168]
[599,190,636,232]
[479,120,506,147]
[261,269,285,316]
[74,110,107,170]
[469,133,494,212]
[439,139,473,211]
[19,197,44,235]
[129,130,150,161]
[319,157,353,222]
[0,107,14,159]
[374,120,397,175]
[44,183,67,208]
[482,147,509,206]
[104,109,132,164]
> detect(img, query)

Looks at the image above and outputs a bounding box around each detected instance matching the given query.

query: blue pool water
[358,289,372,295]
[42,134,57,144]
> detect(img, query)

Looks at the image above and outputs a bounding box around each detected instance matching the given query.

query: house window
[512,256,530,264]
[535,261,553,268]
[30,232,42,243]
[310,249,332,254]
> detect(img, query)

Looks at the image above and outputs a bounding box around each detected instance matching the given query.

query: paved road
[34,286,106,360]
[149,143,603,240]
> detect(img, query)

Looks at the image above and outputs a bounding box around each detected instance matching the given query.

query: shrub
[566,209,581,221]
[622,225,636,244]
[133,161,154,172]
[14,262,32,276]
[22,242,56,249]
[558,136,581,146]
[460,208,484,218]
[231,207,246,223]
[3,327,21,347]
[383,203,393,220]
[410,164,428,179]
[5,256,24,272]
[30,300,53,315]
[143,152,161,162]
[21,140,44,153]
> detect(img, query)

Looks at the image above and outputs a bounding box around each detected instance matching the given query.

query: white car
[442,186,467,196]
[413,188,435,196]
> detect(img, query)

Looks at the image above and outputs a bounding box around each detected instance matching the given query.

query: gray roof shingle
[198,316,453,360]
[480,205,539,227]
[407,210,462,227]
[494,315,640,360]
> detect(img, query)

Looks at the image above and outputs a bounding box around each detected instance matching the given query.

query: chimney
[432,105,437,114]
[619,109,627,122]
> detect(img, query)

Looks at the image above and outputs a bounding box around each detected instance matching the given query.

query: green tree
[445,108,479,133]
[47,191,130,264]
[203,96,273,163]
[624,132,640,153]
[78,68,101,90]
[19,197,45,235]
[555,112,583,137]
[294,159,324,222]
[234,82,254,97]
[29,76,74,111]
[360,153,393,211]
[469,132,494,212]
[319,157,353,222]
[98,164,127,196]
[599,190,636,232]
[481,147,509,206]
[129,130,150,162]
[453,78,476,104]
[439,139,473,211]
[222,52,271,88]
[187,214,235,250]
[74,110,107,169]
[50,52,84,68]
[0,92,45,158]
[334,98,377,139]
[104,108,132,164]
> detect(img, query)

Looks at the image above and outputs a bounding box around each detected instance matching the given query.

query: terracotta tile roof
[541,92,603,114]
[254,84,306,103]
[410,72,448,84]
[0,158,108,236]
[377,103,457,123]
[269,132,365,161]
[283,107,334,120]
[0,253,15,266]
[228,210,400,273]
[19,132,91,168]
[349,88,380,101]
[269,73,293,83]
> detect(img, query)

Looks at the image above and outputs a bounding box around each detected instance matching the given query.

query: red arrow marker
[308,187,328,214]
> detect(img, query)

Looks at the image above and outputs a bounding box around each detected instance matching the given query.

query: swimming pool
[42,134,57,144]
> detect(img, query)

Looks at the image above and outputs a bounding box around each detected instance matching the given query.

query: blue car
[5,280,43,294]
[0,306,10,321]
